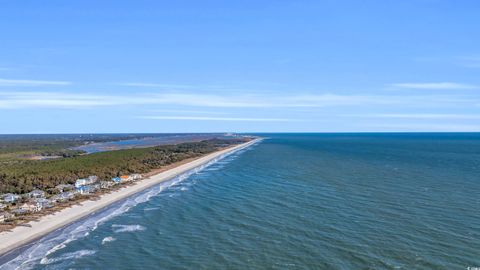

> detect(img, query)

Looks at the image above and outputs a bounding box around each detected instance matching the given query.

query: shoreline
[0,139,260,257]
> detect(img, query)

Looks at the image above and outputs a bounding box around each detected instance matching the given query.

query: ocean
[2,133,480,269]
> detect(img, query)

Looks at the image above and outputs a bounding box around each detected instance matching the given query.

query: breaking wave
[40,249,96,265]
[101,236,116,245]
[112,224,146,233]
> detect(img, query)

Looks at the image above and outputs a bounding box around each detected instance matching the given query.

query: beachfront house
[120,175,133,182]
[77,184,100,195]
[0,212,14,223]
[75,179,88,188]
[130,174,142,180]
[27,189,45,199]
[11,208,28,215]
[34,198,54,210]
[55,184,74,193]
[111,177,121,184]
[1,193,20,203]
[111,174,141,184]
[18,202,37,213]
[75,175,99,189]
[51,191,75,203]
[100,181,114,189]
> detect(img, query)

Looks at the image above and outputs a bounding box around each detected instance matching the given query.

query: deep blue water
[3,133,480,269]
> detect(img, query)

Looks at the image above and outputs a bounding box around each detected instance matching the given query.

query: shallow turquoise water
[3,133,480,269]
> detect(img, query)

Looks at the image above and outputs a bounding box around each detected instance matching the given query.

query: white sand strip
[0,139,259,256]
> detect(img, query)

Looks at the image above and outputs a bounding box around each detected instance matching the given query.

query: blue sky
[0,0,479,133]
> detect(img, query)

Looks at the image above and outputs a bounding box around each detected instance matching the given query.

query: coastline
[0,138,259,257]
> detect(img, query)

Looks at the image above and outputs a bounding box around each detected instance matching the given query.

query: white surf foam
[40,249,96,265]
[112,224,146,233]
[143,207,159,211]
[101,236,116,245]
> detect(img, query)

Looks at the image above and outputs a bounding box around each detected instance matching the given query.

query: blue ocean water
[3,133,480,269]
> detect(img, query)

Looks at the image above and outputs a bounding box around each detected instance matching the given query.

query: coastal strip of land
[0,138,259,256]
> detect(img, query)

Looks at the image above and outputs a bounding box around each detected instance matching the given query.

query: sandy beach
[0,139,259,256]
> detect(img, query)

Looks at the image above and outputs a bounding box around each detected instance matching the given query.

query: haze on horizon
[0,1,479,134]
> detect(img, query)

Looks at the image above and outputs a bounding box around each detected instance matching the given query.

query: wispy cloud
[390,82,476,90]
[364,123,480,132]
[140,116,299,122]
[414,55,480,69]
[0,92,113,108]
[344,113,480,119]
[0,78,71,87]
[115,82,194,89]
[456,55,480,68]
[149,109,231,115]
[0,91,476,109]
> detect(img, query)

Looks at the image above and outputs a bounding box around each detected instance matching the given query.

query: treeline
[0,134,155,156]
[0,138,248,194]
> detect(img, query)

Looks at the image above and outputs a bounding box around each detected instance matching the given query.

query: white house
[77,184,100,195]
[100,181,114,189]
[19,202,37,213]
[75,179,88,188]
[51,191,75,203]
[34,198,54,210]
[55,184,74,193]
[27,189,45,199]
[130,174,142,180]
[75,175,98,189]
[2,193,20,203]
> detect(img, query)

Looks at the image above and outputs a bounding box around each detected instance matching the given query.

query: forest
[0,138,248,194]
[0,134,155,164]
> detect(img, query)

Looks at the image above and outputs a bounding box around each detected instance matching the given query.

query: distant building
[34,198,54,210]
[55,184,74,193]
[0,212,14,223]
[111,174,141,184]
[75,179,88,188]
[100,181,114,189]
[27,189,45,199]
[77,184,100,195]
[130,174,142,180]
[1,193,20,203]
[11,208,28,215]
[111,177,121,184]
[18,202,37,213]
[75,176,98,189]
[51,191,75,203]
[120,175,133,182]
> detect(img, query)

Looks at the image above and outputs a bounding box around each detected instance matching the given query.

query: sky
[0,0,479,133]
